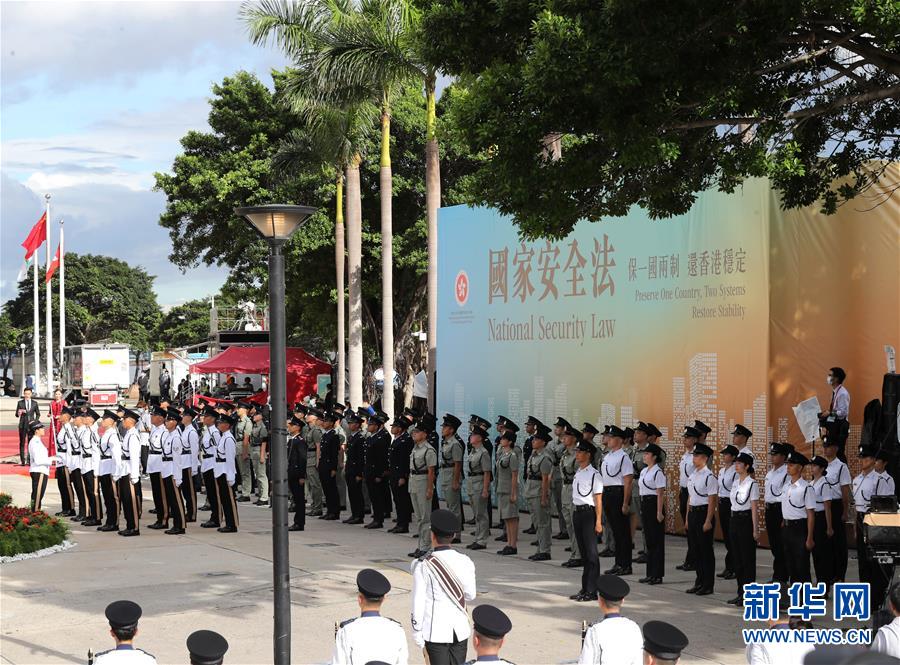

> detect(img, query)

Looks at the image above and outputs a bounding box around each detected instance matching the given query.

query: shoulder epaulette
[93,649,112,657]
[339,617,356,628]
[384,616,402,626]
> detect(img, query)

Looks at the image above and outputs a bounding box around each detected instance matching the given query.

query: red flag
[22,212,47,260]
[46,243,61,283]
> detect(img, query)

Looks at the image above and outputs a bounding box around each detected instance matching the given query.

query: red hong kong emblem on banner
[455,270,469,306]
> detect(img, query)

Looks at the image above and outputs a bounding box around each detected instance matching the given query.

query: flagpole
[45,193,53,396]
[59,219,66,379]
[33,225,41,396]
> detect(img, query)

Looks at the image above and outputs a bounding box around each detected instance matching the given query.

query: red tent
[190,346,331,406]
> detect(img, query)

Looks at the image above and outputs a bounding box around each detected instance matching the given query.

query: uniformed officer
[781,450,815,587]
[440,414,465,540]
[117,409,142,536]
[578,575,642,665]
[522,416,545,536]
[199,406,222,528]
[81,407,103,527]
[160,408,186,535]
[822,434,851,583]
[303,408,325,517]
[641,621,689,665]
[319,412,342,520]
[550,418,568,540]
[600,425,634,576]
[411,509,477,663]
[675,426,699,572]
[685,442,718,595]
[92,600,156,664]
[97,410,122,532]
[53,406,75,516]
[68,406,87,520]
[287,415,307,531]
[186,630,229,665]
[27,421,57,511]
[630,423,653,565]
[732,424,754,459]
[875,448,896,495]
[727,452,759,606]
[853,445,883,612]
[465,415,491,526]
[343,411,367,524]
[716,444,738,580]
[364,411,392,529]
[466,604,514,665]
[637,442,666,585]
[388,415,414,533]
[570,439,603,601]
[423,413,441,512]
[332,402,349,514]
[179,408,200,522]
[596,426,616,559]
[332,569,408,665]
[214,413,239,533]
[234,402,253,502]
[764,442,791,588]
[525,425,553,561]
[493,417,520,540]
[146,405,168,528]
[559,423,581,568]
[495,430,520,556]
[466,425,492,551]
[622,428,643,560]
[809,455,834,586]
[249,408,269,506]
[410,418,438,558]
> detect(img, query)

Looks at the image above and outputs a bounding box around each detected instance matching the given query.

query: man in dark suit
[16,387,41,465]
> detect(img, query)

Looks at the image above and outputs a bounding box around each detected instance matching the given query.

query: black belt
[100,455,112,460]
[58,447,67,452]
[563,479,573,485]
[202,454,214,459]
[122,455,130,461]
[719,497,731,503]
[162,456,173,462]
[527,475,541,481]
[574,504,595,512]
[251,443,262,447]
[149,451,162,455]
[410,470,428,475]
[605,484,624,491]
[689,505,708,512]
[640,494,657,501]
[731,510,752,517]
[784,518,806,526]
[469,472,484,476]
[765,502,781,508]
[216,457,226,463]
[82,453,92,458]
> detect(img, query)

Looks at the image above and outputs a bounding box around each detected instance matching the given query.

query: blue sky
[1,0,288,308]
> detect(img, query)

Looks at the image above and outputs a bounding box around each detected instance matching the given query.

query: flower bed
[0,501,69,558]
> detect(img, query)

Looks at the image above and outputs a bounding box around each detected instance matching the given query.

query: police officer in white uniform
[780,450,815,586]
[97,410,122,532]
[686,442,718,595]
[600,425,634,576]
[332,568,408,665]
[675,427,699,572]
[732,424,754,459]
[92,600,156,664]
[716,444,738,580]
[578,575,642,665]
[411,509,477,664]
[465,605,515,665]
[764,442,791,587]
[117,409,143,537]
[823,434,851,583]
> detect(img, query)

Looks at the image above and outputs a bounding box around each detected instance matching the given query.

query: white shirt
[181,425,200,473]
[600,449,633,487]
[764,465,788,504]
[718,464,737,498]
[161,428,181,481]
[98,429,121,477]
[215,430,236,483]
[810,476,830,512]
[825,457,851,501]
[200,425,218,473]
[678,451,694,488]
[853,471,880,513]
[572,465,604,506]
[118,427,142,483]
[410,546,477,647]
[730,476,758,512]
[93,646,157,664]
[831,384,850,419]
[877,470,896,497]
[147,424,164,474]
[80,425,100,474]
[688,467,718,506]
[331,612,408,665]
[781,477,815,520]
[638,465,665,497]
[578,614,643,665]
[745,625,814,664]
[28,436,57,475]
[871,616,900,658]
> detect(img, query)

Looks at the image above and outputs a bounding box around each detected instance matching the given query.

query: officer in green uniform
[465,425,492,551]
[408,418,438,558]
[560,423,581,568]
[550,418,568,539]
[303,407,324,516]
[439,414,465,541]
[495,430,520,555]
[525,425,554,561]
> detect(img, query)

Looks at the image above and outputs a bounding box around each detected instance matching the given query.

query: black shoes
[408,550,425,558]
[254,500,270,506]
[524,525,536,534]
[217,526,238,533]
[236,496,251,503]
[633,554,648,564]
[562,558,583,568]
[288,524,304,531]
[147,522,167,530]
[98,524,118,532]
[451,537,462,544]
[598,548,615,558]
[323,514,340,521]
[365,522,383,529]
[200,521,220,528]
[497,546,517,555]
[685,585,700,594]
[528,552,551,561]
[199,504,211,511]
[604,566,632,575]
[696,588,714,596]
[118,529,140,537]
[82,519,101,527]
[165,528,185,535]
[727,596,743,606]
[345,518,364,525]
[467,542,487,550]
[495,533,508,542]
[718,570,736,580]
[552,532,569,540]
[646,577,663,585]
[676,562,696,571]
[571,592,597,602]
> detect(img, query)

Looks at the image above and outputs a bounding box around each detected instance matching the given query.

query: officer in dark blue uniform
[364,411,392,529]
[318,412,341,520]
[286,415,307,532]
[388,415,414,533]
[342,410,367,524]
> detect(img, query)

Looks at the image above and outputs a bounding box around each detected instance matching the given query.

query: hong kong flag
[22,212,47,260]
[46,243,61,283]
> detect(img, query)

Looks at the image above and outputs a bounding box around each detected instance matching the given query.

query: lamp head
[234,204,316,241]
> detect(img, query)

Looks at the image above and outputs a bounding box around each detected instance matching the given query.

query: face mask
[826,376,833,385]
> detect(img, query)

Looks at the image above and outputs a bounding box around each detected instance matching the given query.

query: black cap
[694,420,712,434]
[719,444,739,457]
[202,405,218,419]
[876,448,893,463]
[320,411,337,423]
[183,407,198,418]
[683,425,701,439]
[596,574,630,601]
[332,402,346,414]
[642,620,689,661]
[499,430,516,443]
[308,407,324,419]
[186,630,229,665]
[293,402,308,415]
[84,408,101,421]
[420,413,437,431]
[554,417,572,429]
[236,401,253,411]
[811,455,828,469]
[288,416,304,428]
[769,442,789,456]
[122,408,141,422]
[733,424,753,438]
[368,411,388,426]
[735,452,755,469]
[859,445,877,459]
[151,406,167,418]
[582,423,599,436]
[647,423,662,438]
[692,443,714,457]
[471,425,488,439]
[503,419,520,433]
[216,413,237,427]
[61,406,76,416]
[469,414,491,430]
[27,420,45,435]
[102,409,121,423]
[345,411,362,424]
[623,427,635,440]
[390,415,410,429]
[608,425,626,438]
[526,416,544,428]
[165,408,181,422]
[472,604,512,639]
[563,423,580,437]
[105,600,142,629]
[642,442,663,459]
[442,414,462,430]
[431,509,459,537]
[577,440,597,455]
[533,425,552,442]
[356,568,391,598]
[635,421,653,435]
[787,450,810,466]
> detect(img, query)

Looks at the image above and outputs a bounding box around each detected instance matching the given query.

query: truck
[62,344,131,406]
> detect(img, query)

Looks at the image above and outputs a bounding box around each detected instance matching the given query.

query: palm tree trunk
[380,103,395,416]
[346,156,364,407]
[424,74,440,412]
[335,172,346,405]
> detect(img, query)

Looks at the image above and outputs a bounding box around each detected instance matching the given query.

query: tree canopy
[154,299,213,350]
[419,0,900,237]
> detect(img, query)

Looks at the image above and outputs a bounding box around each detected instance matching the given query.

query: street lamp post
[20,343,26,392]
[235,204,315,665]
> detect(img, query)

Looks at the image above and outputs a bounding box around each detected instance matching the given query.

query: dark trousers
[99,474,119,527]
[118,477,140,531]
[603,486,632,569]
[782,519,811,584]
[180,468,197,521]
[30,472,48,511]
[216,474,238,529]
[679,486,694,565]
[288,474,306,528]
[831,499,848,581]
[719,497,733,571]
[431,477,440,511]
[56,464,73,512]
[83,470,102,522]
[320,468,340,516]
[812,510,834,585]
[140,446,149,475]
[573,505,600,594]
[641,495,665,579]
[70,468,86,517]
[729,511,756,595]
[345,473,365,519]
[366,477,388,523]
[202,468,222,525]
[149,471,168,523]
[424,637,467,665]
[765,503,787,582]
[19,428,28,465]
[390,477,413,527]
[164,476,185,529]
[688,506,715,590]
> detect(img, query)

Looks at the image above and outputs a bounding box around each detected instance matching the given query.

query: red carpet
[0,429,57,477]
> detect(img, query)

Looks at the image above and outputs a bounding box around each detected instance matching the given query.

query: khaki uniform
[560,445,579,559]
[495,448,519,520]
[466,446,492,545]
[250,419,269,500]
[440,434,465,526]
[525,448,554,554]
[302,423,324,514]
[235,415,253,497]
[410,442,438,551]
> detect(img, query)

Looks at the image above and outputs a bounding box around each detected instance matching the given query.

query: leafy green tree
[154,299,213,349]
[419,0,900,237]
[0,312,24,386]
